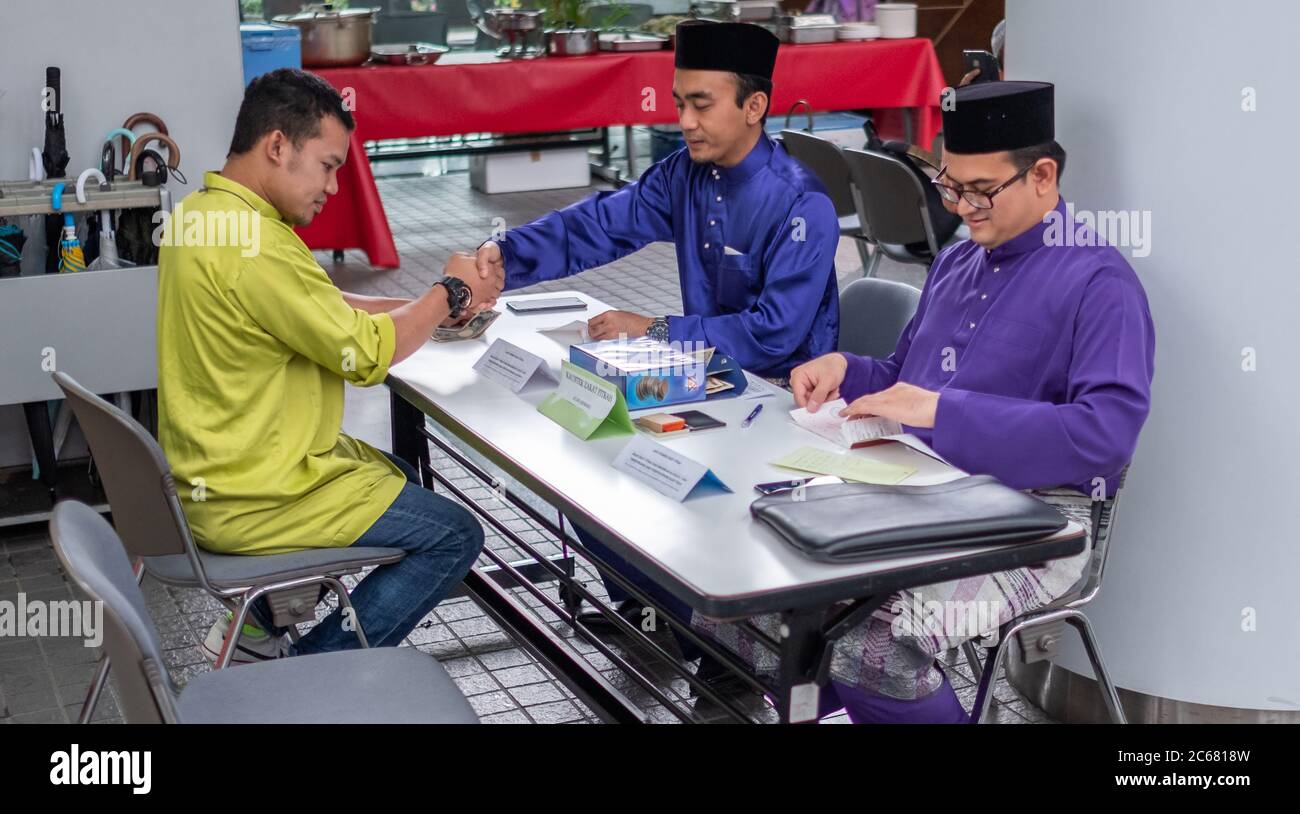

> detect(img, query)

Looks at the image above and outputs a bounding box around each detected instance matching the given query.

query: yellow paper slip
[770,446,915,485]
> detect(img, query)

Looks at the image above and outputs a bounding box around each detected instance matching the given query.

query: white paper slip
[789,398,901,448]
[612,434,731,502]
[472,338,556,393]
[740,372,780,400]
[539,319,590,344]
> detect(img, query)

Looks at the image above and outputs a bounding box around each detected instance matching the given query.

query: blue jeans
[253,452,484,654]
[572,524,703,661]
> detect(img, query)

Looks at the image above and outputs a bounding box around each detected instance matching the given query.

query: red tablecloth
[299,40,946,269]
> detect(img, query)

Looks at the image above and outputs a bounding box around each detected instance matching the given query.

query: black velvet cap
[674,21,779,79]
[943,81,1055,153]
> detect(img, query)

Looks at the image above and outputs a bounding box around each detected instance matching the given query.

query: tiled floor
[0,149,1051,724]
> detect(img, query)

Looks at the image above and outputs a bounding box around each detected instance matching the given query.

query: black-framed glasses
[931,163,1033,210]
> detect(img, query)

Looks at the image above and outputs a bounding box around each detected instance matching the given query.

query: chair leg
[863,245,883,278]
[852,238,873,274]
[1063,611,1128,724]
[216,597,255,669]
[969,633,1013,724]
[323,575,370,648]
[961,639,984,682]
[79,559,146,723]
[77,654,112,724]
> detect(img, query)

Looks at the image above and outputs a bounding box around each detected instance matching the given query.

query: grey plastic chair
[779,129,874,270]
[49,500,477,724]
[842,147,943,277]
[52,371,406,721]
[963,469,1130,724]
[837,277,922,360]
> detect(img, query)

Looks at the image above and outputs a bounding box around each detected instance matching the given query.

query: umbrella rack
[0,177,168,218]
[0,177,169,514]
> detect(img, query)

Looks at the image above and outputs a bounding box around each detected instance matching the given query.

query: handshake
[439,241,507,324]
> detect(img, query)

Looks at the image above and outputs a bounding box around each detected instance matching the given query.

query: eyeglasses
[931,163,1033,210]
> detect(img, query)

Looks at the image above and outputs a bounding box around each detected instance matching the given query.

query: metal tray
[598,32,668,51]
[777,24,840,44]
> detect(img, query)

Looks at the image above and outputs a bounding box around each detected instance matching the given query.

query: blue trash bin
[240,23,302,86]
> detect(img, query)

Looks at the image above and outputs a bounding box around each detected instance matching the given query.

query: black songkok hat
[674,21,779,80]
[943,81,1055,153]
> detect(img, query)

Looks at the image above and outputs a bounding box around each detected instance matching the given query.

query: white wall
[0,0,246,468]
[1009,0,1297,710]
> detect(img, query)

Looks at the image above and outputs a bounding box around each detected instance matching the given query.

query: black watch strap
[439,276,472,319]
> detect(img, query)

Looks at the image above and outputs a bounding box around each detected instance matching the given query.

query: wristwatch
[439,276,473,320]
[646,316,670,344]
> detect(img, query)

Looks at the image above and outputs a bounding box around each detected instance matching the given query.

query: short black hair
[228,68,355,156]
[1010,140,1066,183]
[733,73,773,125]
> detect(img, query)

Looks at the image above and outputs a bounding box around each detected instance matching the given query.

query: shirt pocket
[715,252,757,311]
[975,315,1047,387]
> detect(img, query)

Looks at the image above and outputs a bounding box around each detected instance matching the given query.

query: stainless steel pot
[481,8,545,36]
[545,25,598,56]
[274,4,379,68]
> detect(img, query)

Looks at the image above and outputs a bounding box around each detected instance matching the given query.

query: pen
[741,403,763,428]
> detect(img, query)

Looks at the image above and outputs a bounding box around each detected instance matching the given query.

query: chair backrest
[842,147,937,251]
[49,500,178,724]
[837,277,922,359]
[52,371,194,559]
[1071,466,1130,607]
[779,130,858,218]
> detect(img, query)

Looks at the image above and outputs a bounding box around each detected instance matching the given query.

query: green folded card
[539,361,635,440]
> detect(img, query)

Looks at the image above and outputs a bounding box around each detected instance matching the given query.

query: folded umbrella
[42,66,70,275]
[50,183,85,274]
[0,224,26,278]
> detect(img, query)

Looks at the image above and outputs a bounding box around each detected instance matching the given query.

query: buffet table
[298,39,947,269]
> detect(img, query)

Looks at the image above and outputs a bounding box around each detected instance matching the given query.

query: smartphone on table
[506,297,587,315]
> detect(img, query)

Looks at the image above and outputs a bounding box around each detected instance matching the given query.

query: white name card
[473,338,555,393]
[612,434,730,502]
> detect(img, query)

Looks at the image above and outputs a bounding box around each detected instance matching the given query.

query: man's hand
[959,67,981,87]
[790,353,848,412]
[839,382,940,429]
[588,310,653,340]
[476,241,506,302]
[444,251,501,313]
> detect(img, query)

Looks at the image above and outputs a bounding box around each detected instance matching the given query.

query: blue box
[569,338,708,410]
[240,23,302,86]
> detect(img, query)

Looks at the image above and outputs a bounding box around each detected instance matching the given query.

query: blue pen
[741,403,763,428]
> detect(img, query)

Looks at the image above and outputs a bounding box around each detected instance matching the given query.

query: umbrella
[50,183,85,274]
[42,66,70,275]
[0,224,25,278]
[78,167,131,270]
[57,215,86,273]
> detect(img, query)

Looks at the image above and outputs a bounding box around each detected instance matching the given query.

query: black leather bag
[750,475,1067,563]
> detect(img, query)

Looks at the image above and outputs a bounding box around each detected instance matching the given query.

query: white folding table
[386,291,1085,723]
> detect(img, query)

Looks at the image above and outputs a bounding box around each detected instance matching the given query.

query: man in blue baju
[474,22,841,668]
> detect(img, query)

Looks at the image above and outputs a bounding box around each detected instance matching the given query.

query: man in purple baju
[695,81,1156,722]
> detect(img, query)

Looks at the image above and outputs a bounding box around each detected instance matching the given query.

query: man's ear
[1032,157,1058,194]
[746,92,769,126]
[263,130,287,167]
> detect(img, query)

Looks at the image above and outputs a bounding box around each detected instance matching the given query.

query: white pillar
[1006,0,1298,712]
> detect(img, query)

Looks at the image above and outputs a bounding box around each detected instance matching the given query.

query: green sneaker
[201,612,289,664]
